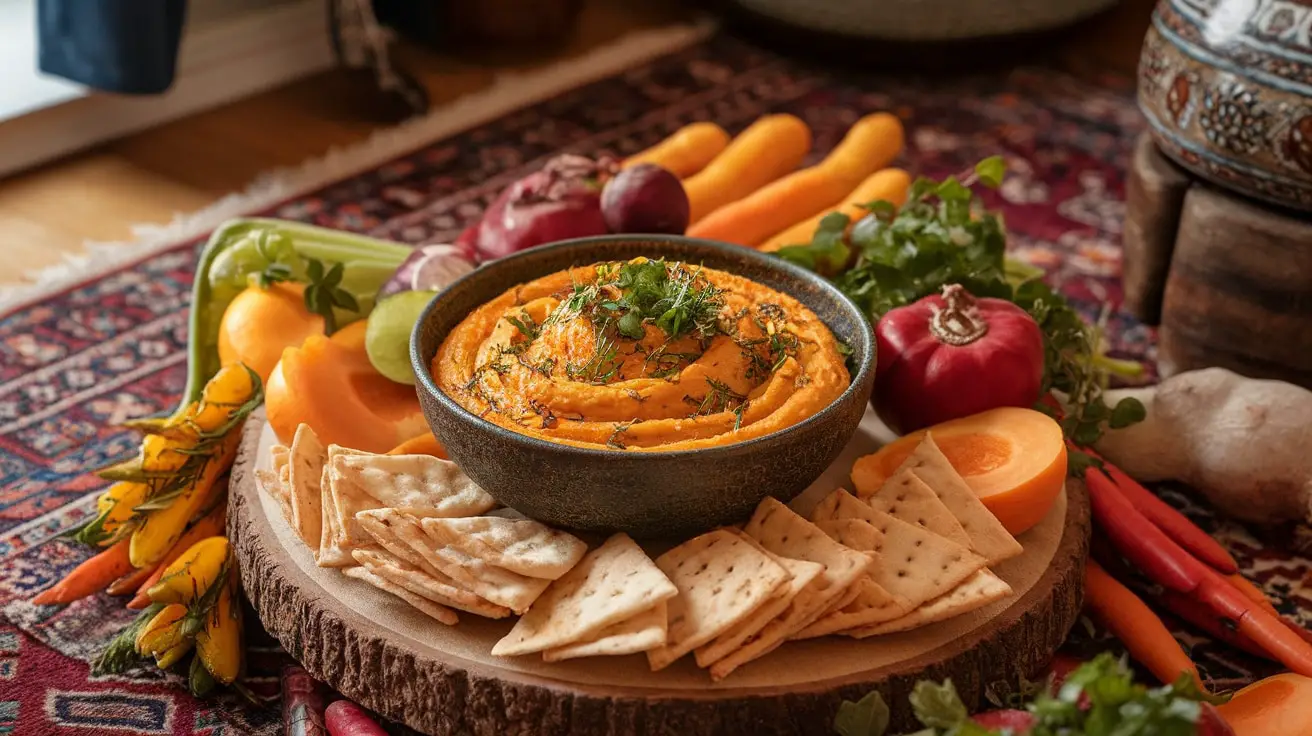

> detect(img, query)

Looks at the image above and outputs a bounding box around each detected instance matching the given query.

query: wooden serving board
[230,407,1090,735]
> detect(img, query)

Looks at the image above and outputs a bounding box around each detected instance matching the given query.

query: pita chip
[787,518,914,638]
[271,443,290,473]
[890,435,1024,564]
[542,601,668,662]
[287,424,327,550]
[353,548,512,619]
[421,516,586,580]
[355,508,449,579]
[317,464,356,567]
[334,453,496,518]
[254,464,293,526]
[695,555,823,668]
[866,468,972,549]
[646,530,792,671]
[322,445,380,548]
[342,565,459,626]
[846,569,1013,638]
[493,534,677,657]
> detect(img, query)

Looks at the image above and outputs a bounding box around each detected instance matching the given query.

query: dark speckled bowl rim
[410,234,875,460]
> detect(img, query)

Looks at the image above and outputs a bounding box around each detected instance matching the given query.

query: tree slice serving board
[231,407,1090,736]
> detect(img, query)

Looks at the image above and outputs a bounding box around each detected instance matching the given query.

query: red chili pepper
[1098,459,1238,574]
[1084,466,1208,593]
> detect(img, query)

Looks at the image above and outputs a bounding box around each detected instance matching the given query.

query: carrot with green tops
[688,113,904,246]
[758,168,912,253]
[33,537,134,606]
[128,502,227,610]
[681,114,812,225]
[624,122,730,179]
[1084,559,1202,687]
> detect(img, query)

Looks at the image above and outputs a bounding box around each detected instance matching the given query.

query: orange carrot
[1229,573,1280,617]
[32,538,134,606]
[127,501,227,610]
[682,114,812,225]
[1200,571,1312,677]
[759,168,912,252]
[624,122,730,179]
[687,113,904,246]
[1217,673,1312,736]
[106,562,162,597]
[386,431,447,458]
[1084,559,1202,688]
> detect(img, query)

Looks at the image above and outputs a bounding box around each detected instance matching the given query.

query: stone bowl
[410,235,876,539]
[1139,0,1312,211]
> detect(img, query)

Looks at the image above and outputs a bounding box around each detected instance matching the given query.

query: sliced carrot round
[851,407,1067,535]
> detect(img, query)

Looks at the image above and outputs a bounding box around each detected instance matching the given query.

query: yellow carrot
[624,122,731,179]
[136,602,189,656]
[96,481,150,541]
[189,363,256,434]
[154,639,194,669]
[147,537,230,606]
[688,113,904,246]
[682,114,812,225]
[759,168,912,252]
[196,576,242,685]
[129,502,228,609]
[130,433,239,569]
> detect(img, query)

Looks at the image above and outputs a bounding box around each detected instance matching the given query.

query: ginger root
[1094,368,1312,525]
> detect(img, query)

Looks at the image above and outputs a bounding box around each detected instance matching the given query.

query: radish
[325,700,388,736]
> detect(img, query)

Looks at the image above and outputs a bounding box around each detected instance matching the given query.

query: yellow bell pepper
[147,537,230,606]
[190,364,255,434]
[196,578,242,685]
[154,639,194,669]
[96,481,150,538]
[130,432,238,569]
[136,603,188,656]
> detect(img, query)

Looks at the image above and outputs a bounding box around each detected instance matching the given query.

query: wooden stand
[230,410,1090,736]
[1123,132,1312,388]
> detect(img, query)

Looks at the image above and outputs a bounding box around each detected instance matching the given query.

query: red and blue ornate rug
[0,29,1307,735]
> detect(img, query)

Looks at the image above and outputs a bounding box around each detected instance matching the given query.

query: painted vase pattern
[1139,0,1312,211]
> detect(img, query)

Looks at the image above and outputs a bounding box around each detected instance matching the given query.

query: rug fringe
[0,19,717,316]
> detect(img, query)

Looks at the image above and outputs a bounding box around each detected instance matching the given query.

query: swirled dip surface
[433,259,850,451]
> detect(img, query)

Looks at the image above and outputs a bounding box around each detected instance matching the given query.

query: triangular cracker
[810,491,985,608]
[695,555,823,668]
[355,508,450,579]
[846,569,1013,638]
[647,530,792,671]
[325,445,379,549]
[890,435,1023,564]
[334,454,496,518]
[317,463,355,567]
[866,468,972,549]
[353,548,511,619]
[342,565,459,625]
[421,516,586,580]
[492,534,677,657]
[288,424,326,550]
[543,601,668,662]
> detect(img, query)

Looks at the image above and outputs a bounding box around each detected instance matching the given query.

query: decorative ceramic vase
[1139,0,1312,211]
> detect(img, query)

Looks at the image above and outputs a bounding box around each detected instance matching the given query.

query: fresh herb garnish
[774,157,1143,457]
[504,311,539,340]
[685,378,747,419]
[835,653,1225,735]
[302,258,360,335]
[544,260,726,343]
[606,419,640,449]
[565,324,622,384]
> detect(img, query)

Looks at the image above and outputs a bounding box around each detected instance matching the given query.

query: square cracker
[889,435,1023,564]
[792,520,913,638]
[846,569,1013,638]
[288,424,327,551]
[646,529,791,672]
[353,548,511,619]
[421,516,586,580]
[866,468,972,549]
[493,534,678,657]
[333,453,496,519]
[542,601,668,662]
[695,555,824,668]
[811,490,986,609]
[342,565,459,625]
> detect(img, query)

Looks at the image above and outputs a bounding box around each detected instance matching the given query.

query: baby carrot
[128,501,227,610]
[1084,559,1202,687]
[1101,462,1238,574]
[759,168,912,252]
[688,113,904,245]
[1229,573,1280,617]
[107,562,162,597]
[682,114,812,225]
[1085,466,1208,593]
[624,122,730,179]
[33,537,134,606]
[1200,572,1312,677]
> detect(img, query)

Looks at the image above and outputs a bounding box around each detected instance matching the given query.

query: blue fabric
[37,0,187,95]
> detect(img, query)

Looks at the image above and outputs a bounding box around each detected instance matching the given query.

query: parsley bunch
[834,653,1225,736]
[773,158,1144,459]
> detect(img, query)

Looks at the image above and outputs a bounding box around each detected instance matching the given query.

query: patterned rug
[1,29,1308,735]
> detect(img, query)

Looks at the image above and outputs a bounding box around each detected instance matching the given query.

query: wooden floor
[0,0,1151,287]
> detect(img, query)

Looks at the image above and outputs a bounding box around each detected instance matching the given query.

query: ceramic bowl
[1139,0,1312,211]
[411,235,876,539]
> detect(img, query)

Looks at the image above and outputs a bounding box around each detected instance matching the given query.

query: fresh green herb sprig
[773,157,1144,458]
[302,258,361,335]
[834,653,1225,736]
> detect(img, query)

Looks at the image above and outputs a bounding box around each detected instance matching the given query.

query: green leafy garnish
[835,691,891,736]
[93,603,164,675]
[303,258,361,335]
[774,157,1144,456]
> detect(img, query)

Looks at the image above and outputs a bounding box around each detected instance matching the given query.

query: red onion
[378,244,476,299]
[473,154,616,262]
